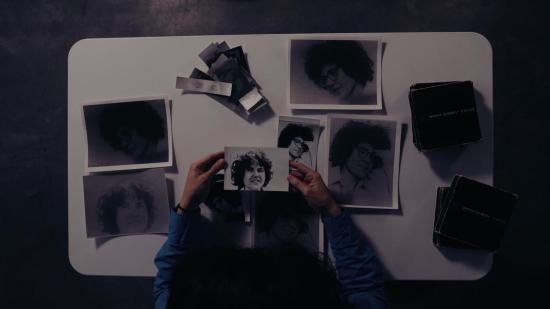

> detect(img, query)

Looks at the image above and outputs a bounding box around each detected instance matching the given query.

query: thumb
[205,158,226,178]
[287,174,309,194]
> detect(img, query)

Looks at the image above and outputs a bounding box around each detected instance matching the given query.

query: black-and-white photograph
[224,147,289,192]
[82,96,173,172]
[277,116,321,170]
[253,192,319,252]
[83,169,170,238]
[289,38,382,110]
[326,115,401,209]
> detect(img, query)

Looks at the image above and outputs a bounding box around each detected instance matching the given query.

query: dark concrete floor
[1,0,549,308]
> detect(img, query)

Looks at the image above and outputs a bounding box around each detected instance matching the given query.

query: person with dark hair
[329,121,392,206]
[97,183,155,235]
[154,151,388,309]
[304,40,375,103]
[277,123,314,167]
[99,101,166,163]
[230,150,273,191]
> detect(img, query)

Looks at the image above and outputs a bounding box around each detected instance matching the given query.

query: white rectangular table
[68,32,493,279]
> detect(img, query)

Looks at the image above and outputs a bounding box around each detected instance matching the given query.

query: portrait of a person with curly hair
[224,147,290,192]
[290,39,381,109]
[327,116,399,208]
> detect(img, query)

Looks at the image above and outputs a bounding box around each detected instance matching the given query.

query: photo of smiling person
[224,147,289,192]
[289,38,381,110]
[327,115,400,209]
[277,116,321,170]
[83,169,170,238]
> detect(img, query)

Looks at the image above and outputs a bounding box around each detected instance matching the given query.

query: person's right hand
[287,161,342,217]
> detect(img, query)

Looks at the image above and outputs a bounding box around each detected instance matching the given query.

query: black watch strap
[174,203,200,214]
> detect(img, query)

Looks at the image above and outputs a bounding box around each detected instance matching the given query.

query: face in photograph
[329,120,392,205]
[98,101,166,163]
[231,151,273,191]
[304,41,374,101]
[97,183,155,235]
[277,124,314,166]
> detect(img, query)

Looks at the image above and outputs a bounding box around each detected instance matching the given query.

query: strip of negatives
[82,95,173,173]
[325,114,401,209]
[176,77,232,97]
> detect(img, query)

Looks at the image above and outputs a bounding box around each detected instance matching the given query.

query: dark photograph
[277,116,321,170]
[83,169,170,238]
[253,192,319,252]
[82,96,173,172]
[327,115,400,209]
[289,38,381,110]
[224,147,289,192]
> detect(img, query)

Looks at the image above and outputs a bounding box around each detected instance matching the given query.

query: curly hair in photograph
[255,192,313,236]
[277,123,314,153]
[230,151,273,190]
[98,101,165,151]
[97,183,155,235]
[304,40,374,87]
[329,120,391,169]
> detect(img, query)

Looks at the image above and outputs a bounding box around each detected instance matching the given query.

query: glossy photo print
[83,169,170,238]
[224,147,289,192]
[289,38,382,110]
[82,96,173,172]
[277,116,321,170]
[326,115,401,209]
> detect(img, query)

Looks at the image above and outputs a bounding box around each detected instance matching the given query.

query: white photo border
[287,36,383,110]
[81,95,173,173]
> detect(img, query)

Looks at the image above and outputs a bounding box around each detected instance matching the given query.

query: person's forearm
[322,210,387,308]
[153,209,200,309]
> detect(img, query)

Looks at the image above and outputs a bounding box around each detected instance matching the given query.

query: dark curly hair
[304,40,374,87]
[329,121,391,169]
[277,124,314,153]
[230,151,273,190]
[97,183,155,235]
[254,192,314,236]
[168,246,346,309]
[98,101,165,151]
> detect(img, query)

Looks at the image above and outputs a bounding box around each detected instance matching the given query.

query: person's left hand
[179,151,226,210]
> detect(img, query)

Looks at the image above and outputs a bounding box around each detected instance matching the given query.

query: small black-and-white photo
[277,116,321,170]
[82,96,173,172]
[253,192,319,252]
[326,115,401,209]
[83,169,170,238]
[224,147,289,192]
[289,38,382,110]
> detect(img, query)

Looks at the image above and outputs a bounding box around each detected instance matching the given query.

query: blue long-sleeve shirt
[154,209,387,309]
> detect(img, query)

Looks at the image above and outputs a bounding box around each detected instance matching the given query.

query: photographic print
[253,192,319,252]
[224,147,289,192]
[289,38,382,110]
[83,169,170,238]
[204,173,250,222]
[326,115,401,209]
[277,116,321,170]
[82,96,173,172]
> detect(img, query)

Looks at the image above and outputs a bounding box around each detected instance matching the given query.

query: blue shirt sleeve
[322,210,388,309]
[153,210,201,309]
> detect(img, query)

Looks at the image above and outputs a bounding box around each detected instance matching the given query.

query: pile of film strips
[176,42,267,119]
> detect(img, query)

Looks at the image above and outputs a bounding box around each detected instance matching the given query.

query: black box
[433,176,518,251]
[409,81,482,151]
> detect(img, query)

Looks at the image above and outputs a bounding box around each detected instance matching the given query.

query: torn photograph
[83,169,170,238]
[82,96,173,173]
[326,115,401,209]
[253,192,320,252]
[224,147,289,192]
[289,38,382,110]
[277,115,321,170]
